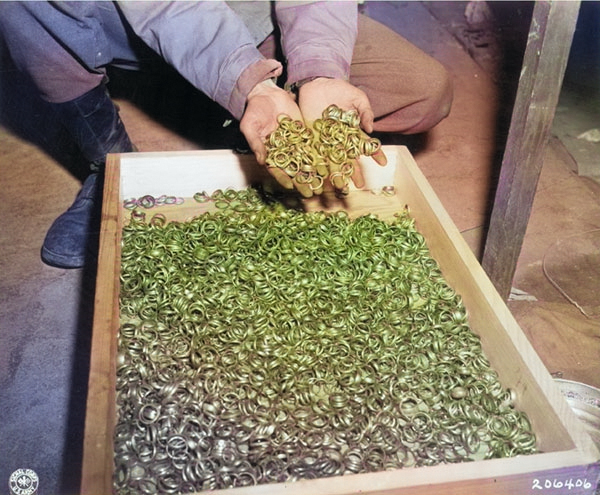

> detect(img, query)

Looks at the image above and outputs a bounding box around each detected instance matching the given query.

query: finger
[311,184,324,195]
[328,161,346,190]
[266,166,295,190]
[350,159,365,189]
[358,129,386,166]
[357,102,374,134]
[246,135,267,165]
[292,178,314,198]
[310,174,324,196]
[371,148,388,166]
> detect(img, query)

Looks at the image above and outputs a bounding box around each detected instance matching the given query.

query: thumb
[357,102,374,134]
[248,136,267,165]
[240,121,267,164]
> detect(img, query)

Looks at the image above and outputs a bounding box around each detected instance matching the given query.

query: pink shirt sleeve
[275,1,358,86]
[119,1,282,120]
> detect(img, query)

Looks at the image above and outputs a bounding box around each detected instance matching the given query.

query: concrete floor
[1,2,599,495]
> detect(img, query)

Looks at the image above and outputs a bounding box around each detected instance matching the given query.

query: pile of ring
[114,189,537,494]
[265,105,381,194]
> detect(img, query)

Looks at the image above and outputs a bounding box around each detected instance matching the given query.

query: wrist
[247,78,278,99]
[231,58,282,120]
[286,76,331,94]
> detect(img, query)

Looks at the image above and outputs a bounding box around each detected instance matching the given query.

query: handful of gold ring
[265,104,382,197]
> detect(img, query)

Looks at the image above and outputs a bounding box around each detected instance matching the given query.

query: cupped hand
[240,79,303,190]
[298,77,374,132]
[298,78,387,192]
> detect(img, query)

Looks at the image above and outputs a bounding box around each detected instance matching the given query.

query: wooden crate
[81,146,600,495]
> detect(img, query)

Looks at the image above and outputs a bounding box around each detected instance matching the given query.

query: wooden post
[481,0,580,300]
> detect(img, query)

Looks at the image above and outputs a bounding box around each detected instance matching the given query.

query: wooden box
[81,146,600,494]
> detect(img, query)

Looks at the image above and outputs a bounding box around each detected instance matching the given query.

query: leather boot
[41,84,133,268]
[41,173,102,268]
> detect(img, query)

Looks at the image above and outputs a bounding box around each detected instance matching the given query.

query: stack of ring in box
[265,104,381,197]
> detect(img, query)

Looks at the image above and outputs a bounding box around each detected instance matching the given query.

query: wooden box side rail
[81,155,123,495]
[80,146,599,495]
[394,149,578,452]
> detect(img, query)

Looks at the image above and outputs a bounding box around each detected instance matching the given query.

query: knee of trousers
[429,66,454,123]
[371,62,454,135]
[410,65,454,134]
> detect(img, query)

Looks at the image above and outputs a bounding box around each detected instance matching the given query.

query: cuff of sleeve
[285,58,350,90]
[229,58,283,120]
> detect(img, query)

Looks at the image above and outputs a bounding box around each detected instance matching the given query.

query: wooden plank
[481,0,580,300]
[80,155,123,495]
[80,147,599,495]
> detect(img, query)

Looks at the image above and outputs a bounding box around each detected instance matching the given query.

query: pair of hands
[240,77,387,193]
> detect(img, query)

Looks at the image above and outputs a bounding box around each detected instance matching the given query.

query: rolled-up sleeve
[118,1,282,119]
[275,1,357,85]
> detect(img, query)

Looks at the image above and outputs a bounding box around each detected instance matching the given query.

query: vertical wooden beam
[481,0,580,300]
